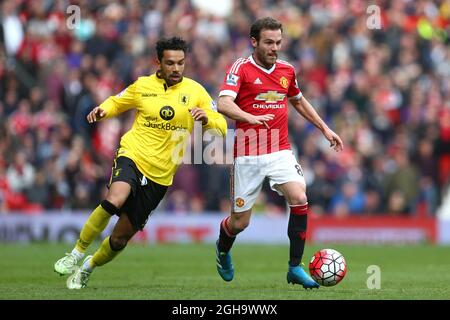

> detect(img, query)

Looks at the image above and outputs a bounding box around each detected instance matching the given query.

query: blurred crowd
[1,0,449,216]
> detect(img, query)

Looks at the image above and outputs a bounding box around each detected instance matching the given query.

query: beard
[158,70,183,86]
[256,50,277,68]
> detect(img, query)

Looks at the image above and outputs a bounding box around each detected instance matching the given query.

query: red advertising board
[307,215,437,244]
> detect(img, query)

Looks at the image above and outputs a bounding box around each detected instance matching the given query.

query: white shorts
[231,149,306,212]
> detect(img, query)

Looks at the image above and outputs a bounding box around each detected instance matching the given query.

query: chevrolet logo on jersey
[255,91,286,103]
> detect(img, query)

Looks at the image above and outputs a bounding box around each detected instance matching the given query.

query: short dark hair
[155,37,188,61]
[250,17,283,42]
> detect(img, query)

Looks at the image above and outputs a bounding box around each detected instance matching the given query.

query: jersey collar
[249,55,276,74]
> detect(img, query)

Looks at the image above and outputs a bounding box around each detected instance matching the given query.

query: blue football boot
[215,241,234,282]
[287,264,320,289]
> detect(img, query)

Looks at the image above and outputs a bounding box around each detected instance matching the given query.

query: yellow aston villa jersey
[99,74,227,186]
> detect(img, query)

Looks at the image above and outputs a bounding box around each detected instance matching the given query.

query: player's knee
[288,193,307,206]
[109,235,128,251]
[100,200,121,216]
[105,194,126,210]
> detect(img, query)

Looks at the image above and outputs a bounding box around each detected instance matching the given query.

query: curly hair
[155,37,188,61]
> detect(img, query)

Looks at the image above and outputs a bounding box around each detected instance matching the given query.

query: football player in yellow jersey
[54,37,227,289]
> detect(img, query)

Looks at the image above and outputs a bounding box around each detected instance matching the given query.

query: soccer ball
[309,248,347,287]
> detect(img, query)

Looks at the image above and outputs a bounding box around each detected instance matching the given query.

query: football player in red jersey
[215,17,343,289]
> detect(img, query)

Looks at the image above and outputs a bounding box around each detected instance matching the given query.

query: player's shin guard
[91,236,123,268]
[75,200,118,253]
[217,216,236,253]
[288,203,308,267]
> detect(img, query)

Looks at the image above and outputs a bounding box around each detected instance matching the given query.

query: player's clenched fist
[87,107,106,123]
[189,108,208,125]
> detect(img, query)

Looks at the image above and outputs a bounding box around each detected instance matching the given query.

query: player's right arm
[218,59,273,126]
[86,80,139,123]
[217,96,274,126]
[86,107,106,123]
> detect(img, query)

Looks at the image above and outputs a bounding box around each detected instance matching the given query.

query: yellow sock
[91,236,123,267]
[75,205,112,253]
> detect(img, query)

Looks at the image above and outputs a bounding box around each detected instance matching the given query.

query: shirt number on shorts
[295,164,303,176]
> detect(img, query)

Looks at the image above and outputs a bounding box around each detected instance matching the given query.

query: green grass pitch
[0,242,449,300]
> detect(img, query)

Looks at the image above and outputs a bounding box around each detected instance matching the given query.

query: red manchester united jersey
[219,55,302,157]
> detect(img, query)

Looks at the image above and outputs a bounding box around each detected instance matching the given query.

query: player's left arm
[190,86,228,137]
[290,96,344,152]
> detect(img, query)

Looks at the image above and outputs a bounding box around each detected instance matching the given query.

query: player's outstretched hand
[189,108,208,125]
[87,107,106,123]
[323,127,344,152]
[246,113,274,129]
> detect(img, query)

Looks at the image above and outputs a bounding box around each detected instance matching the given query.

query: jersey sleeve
[288,68,303,100]
[197,85,228,137]
[98,80,139,119]
[218,59,245,100]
